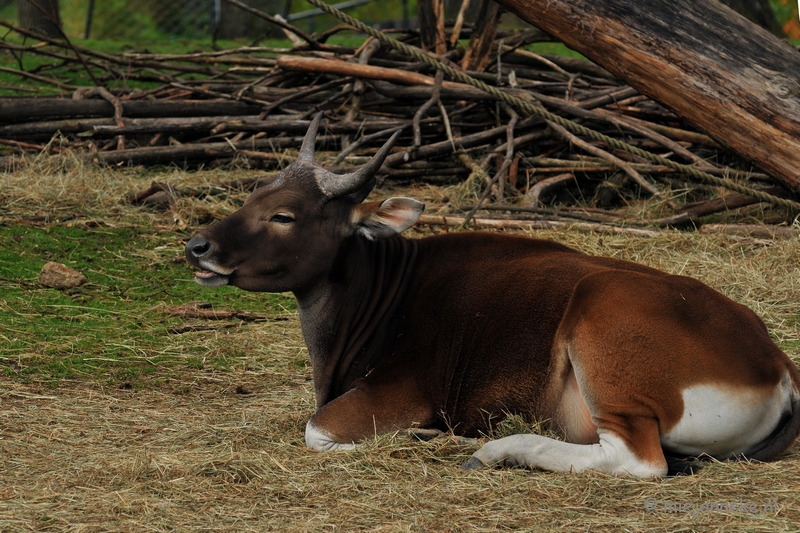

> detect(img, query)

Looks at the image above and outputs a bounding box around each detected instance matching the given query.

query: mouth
[193,264,234,288]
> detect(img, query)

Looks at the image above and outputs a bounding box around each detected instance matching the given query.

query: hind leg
[463,416,668,477]
[463,268,798,477]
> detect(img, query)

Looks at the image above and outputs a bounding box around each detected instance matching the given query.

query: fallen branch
[522,172,576,207]
[677,187,791,217]
[89,134,340,166]
[278,55,460,87]
[163,302,289,321]
[699,224,800,239]
[416,214,661,236]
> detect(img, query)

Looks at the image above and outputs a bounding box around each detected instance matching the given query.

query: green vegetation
[771,0,800,38]
[0,156,304,388]
[0,222,296,385]
[524,42,585,60]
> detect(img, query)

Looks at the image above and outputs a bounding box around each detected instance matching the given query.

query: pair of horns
[298,111,401,198]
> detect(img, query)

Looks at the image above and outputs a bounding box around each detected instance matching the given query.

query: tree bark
[494,0,800,193]
[17,0,61,38]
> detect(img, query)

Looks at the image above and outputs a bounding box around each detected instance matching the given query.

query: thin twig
[450,0,471,47]
[221,0,324,50]
[498,103,519,201]
[332,126,404,165]
[260,77,351,118]
[412,70,445,148]
[0,65,78,90]
[463,156,514,227]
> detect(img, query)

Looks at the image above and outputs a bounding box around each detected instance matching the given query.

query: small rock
[38,262,86,289]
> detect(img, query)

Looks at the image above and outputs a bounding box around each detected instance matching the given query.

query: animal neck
[294,234,419,407]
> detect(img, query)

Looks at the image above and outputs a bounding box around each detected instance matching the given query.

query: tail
[742,368,800,462]
[665,455,705,476]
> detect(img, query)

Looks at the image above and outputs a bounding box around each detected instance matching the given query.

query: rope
[302,0,800,211]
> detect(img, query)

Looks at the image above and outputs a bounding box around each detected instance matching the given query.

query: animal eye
[270,213,295,224]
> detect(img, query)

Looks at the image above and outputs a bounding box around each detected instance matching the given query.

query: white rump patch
[661,377,793,458]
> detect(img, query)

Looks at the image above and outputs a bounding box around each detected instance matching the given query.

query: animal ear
[352,197,425,240]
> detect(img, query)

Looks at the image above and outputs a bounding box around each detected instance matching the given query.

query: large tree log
[494,0,800,193]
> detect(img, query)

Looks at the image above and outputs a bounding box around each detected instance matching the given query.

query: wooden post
[461,0,504,72]
[17,0,61,39]
[418,0,447,54]
[494,0,800,193]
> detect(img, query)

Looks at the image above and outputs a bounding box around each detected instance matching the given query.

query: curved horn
[298,111,324,162]
[319,129,402,198]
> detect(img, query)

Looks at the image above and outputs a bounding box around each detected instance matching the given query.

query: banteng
[186,113,800,477]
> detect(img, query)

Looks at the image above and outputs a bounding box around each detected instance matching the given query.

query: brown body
[186,114,800,477]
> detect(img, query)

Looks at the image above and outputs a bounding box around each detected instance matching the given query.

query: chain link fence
[2,0,798,41]
[87,0,214,40]
[0,0,412,41]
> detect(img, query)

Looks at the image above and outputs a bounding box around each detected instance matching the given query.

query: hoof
[461,456,486,470]
[405,428,443,441]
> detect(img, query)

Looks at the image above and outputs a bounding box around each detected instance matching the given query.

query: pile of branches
[0,9,798,232]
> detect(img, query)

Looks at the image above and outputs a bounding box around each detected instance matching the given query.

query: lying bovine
[186,113,800,477]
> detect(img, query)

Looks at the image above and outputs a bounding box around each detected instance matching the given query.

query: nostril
[187,236,212,258]
[192,242,210,256]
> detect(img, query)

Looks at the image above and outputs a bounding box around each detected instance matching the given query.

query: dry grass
[1,159,799,531]
[0,151,269,227]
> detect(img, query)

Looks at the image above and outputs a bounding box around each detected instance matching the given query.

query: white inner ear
[355,197,425,240]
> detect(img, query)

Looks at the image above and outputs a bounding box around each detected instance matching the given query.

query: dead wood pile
[1,16,798,232]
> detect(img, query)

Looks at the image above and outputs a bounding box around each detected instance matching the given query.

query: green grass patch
[0,222,296,386]
[524,42,586,60]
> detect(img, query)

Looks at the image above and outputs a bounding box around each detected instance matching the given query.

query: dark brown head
[185,113,424,293]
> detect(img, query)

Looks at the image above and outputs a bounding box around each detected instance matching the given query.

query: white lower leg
[464,431,667,478]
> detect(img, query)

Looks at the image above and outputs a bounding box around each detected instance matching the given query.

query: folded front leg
[305,378,436,452]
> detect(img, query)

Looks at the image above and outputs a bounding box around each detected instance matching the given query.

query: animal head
[185,112,424,293]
